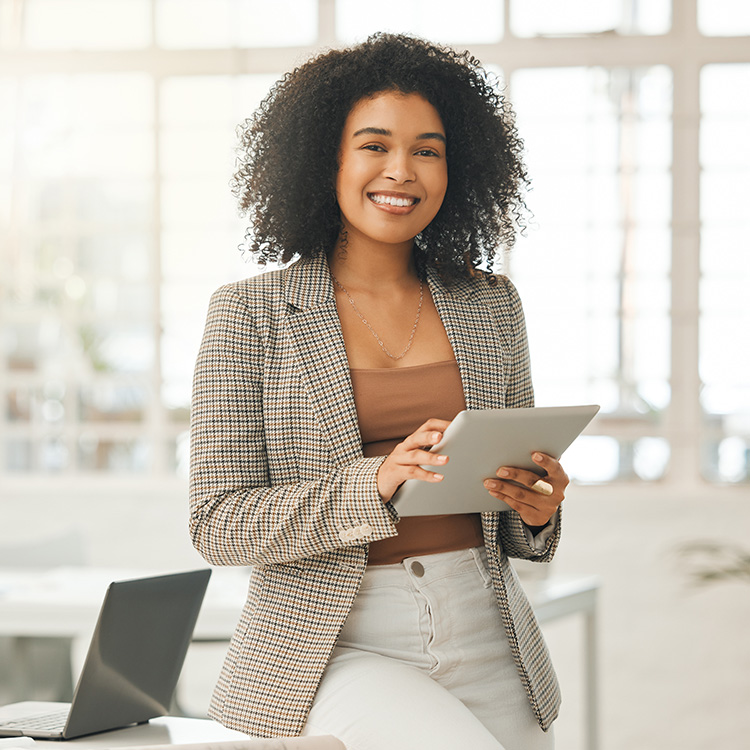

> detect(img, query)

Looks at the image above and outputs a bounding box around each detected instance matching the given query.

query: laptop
[0,568,211,740]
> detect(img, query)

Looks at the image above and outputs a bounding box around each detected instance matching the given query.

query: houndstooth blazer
[189,252,562,738]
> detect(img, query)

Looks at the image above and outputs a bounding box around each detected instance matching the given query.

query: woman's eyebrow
[418,131,447,144]
[352,126,446,144]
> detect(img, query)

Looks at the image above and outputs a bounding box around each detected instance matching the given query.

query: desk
[35,717,247,749]
[31,717,343,750]
[527,575,600,750]
[0,568,599,750]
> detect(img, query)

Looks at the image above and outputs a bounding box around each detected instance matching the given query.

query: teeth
[369,194,416,207]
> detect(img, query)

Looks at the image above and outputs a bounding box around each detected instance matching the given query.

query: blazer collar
[284,253,334,311]
[282,253,481,308]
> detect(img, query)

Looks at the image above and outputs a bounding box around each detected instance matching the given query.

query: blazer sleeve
[493,276,562,563]
[189,285,398,568]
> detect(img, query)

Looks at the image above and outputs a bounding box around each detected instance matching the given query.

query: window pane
[508,66,672,482]
[336,0,503,44]
[156,0,317,48]
[698,0,750,36]
[1,73,155,474]
[18,74,153,180]
[6,441,33,472]
[0,0,20,49]
[157,0,235,48]
[561,436,621,483]
[562,434,670,483]
[78,383,149,423]
[0,79,14,192]
[78,438,151,472]
[236,0,317,46]
[159,75,274,414]
[700,65,750,483]
[511,0,670,37]
[24,0,151,50]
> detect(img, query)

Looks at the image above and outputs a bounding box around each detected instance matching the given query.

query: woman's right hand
[376,418,451,502]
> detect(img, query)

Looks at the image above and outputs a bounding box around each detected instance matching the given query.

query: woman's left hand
[483,452,569,528]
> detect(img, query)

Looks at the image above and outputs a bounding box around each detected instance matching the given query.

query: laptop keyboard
[0,709,68,731]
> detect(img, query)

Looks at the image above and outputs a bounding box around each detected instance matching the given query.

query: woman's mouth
[367,192,420,213]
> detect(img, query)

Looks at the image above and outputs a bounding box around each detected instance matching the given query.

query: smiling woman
[190,32,565,750]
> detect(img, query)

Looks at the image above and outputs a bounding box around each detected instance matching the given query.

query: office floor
[4,484,749,749]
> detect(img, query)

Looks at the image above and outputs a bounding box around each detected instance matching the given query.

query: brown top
[350,360,485,565]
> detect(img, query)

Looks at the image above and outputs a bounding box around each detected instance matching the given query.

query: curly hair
[232,32,529,284]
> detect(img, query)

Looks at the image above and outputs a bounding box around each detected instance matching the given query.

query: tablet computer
[391,404,600,516]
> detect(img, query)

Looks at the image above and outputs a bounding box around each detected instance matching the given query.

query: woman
[190,33,568,750]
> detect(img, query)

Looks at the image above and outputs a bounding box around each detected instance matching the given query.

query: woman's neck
[328,236,418,290]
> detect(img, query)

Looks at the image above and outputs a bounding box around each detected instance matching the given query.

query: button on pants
[302,547,555,750]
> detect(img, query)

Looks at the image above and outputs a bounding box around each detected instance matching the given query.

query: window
[1,0,749,489]
[3,72,156,473]
[336,0,503,43]
[510,0,671,36]
[509,66,672,481]
[156,0,317,48]
[159,73,279,473]
[700,64,750,483]
[698,0,750,36]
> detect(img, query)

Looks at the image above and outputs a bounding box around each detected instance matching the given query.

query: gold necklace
[331,273,424,361]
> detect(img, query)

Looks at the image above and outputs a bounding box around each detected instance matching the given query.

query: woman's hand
[376,418,452,502]
[482,452,569,528]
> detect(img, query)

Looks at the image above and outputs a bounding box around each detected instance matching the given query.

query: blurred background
[1,1,749,748]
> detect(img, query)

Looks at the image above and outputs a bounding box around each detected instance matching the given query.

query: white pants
[301,547,554,750]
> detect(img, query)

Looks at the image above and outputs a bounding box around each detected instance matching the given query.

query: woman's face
[335,91,448,251]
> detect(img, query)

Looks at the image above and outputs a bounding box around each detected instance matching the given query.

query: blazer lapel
[428,269,507,411]
[281,258,508,468]
[283,255,364,465]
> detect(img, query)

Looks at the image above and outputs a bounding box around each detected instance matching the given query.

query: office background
[1,1,749,748]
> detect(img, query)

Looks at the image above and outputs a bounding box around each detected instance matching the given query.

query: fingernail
[484,480,497,489]
[436,455,448,463]
[533,453,544,462]
[497,468,510,477]
[432,432,442,442]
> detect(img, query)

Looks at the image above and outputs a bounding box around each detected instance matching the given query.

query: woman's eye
[361,144,385,152]
[416,148,440,157]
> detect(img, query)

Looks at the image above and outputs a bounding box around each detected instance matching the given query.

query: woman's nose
[383,151,416,183]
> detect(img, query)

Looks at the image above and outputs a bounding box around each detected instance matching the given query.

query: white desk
[30,716,343,749]
[528,574,600,750]
[0,568,599,750]
[34,717,247,749]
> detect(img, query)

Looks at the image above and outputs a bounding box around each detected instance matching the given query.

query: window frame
[1,0,749,498]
